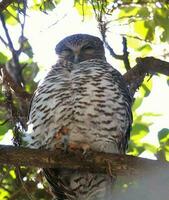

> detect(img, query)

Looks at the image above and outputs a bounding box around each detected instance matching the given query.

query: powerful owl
[25,34,132,199]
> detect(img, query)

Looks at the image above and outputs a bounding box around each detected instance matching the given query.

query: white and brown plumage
[25,34,132,199]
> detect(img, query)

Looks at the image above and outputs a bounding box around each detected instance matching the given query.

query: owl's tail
[43,168,116,200]
[43,168,75,200]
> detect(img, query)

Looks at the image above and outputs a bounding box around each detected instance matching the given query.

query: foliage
[0,0,169,199]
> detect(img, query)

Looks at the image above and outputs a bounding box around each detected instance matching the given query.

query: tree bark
[0,145,169,177]
[123,56,169,95]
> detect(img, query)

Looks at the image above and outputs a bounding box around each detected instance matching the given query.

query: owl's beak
[73,53,79,63]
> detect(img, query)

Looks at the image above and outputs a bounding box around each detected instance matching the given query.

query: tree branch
[0,13,15,53]
[0,67,31,100]
[0,145,169,177]
[122,36,131,70]
[123,57,169,95]
[136,57,169,76]
[0,13,24,86]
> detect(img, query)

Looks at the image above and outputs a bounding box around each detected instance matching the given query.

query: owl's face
[55,34,106,63]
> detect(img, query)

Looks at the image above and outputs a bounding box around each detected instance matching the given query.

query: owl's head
[55,34,105,63]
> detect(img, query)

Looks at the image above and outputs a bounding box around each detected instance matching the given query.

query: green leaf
[165,151,169,161]
[75,0,93,18]
[0,106,11,140]
[140,84,151,97]
[137,44,152,55]
[154,8,169,42]
[134,21,148,40]
[4,6,18,25]
[143,143,157,154]
[43,1,55,11]
[127,37,142,50]
[0,52,8,64]
[0,188,9,199]
[137,7,150,18]
[118,6,140,18]
[9,170,16,179]
[158,128,169,143]
[0,119,10,141]
[19,37,33,58]
[31,0,61,12]
[22,62,39,80]
[127,141,144,156]
[131,123,149,141]
[132,97,143,111]
[25,81,37,93]
[22,62,38,93]
[144,20,155,41]
[139,78,152,97]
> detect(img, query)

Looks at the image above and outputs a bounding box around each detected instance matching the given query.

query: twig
[0,13,15,53]
[100,25,131,71]
[104,39,124,59]
[122,37,131,70]
[90,1,131,71]
[17,0,27,55]
[0,35,8,47]
[0,13,24,86]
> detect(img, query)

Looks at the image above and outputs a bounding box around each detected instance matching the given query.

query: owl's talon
[81,143,90,155]
[106,160,115,179]
[68,142,90,155]
[55,126,70,153]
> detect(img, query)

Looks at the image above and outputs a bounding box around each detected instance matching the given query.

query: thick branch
[0,145,169,177]
[136,57,169,76]
[123,57,169,95]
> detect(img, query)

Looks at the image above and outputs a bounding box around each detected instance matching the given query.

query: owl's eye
[82,45,95,52]
[82,45,94,50]
[62,48,73,55]
[62,48,72,53]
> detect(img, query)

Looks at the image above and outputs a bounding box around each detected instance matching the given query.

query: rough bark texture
[0,145,169,177]
[123,57,169,95]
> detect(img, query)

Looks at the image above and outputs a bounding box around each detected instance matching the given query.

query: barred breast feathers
[25,59,132,153]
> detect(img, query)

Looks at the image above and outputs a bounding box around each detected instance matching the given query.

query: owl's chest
[28,60,130,153]
[49,67,124,152]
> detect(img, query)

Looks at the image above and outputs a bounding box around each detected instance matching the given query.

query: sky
[0,0,169,159]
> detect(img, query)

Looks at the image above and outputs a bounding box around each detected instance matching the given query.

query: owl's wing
[43,168,76,200]
[109,67,133,153]
[25,60,73,149]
